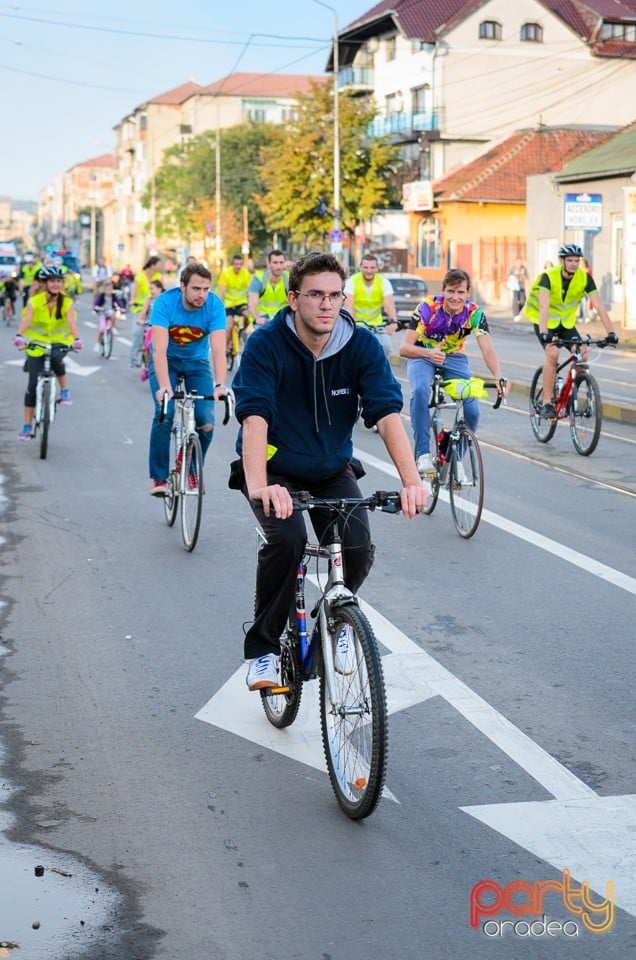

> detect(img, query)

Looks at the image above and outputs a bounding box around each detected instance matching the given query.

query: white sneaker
[416,453,435,477]
[93,342,101,353]
[246,653,280,691]
[334,625,356,675]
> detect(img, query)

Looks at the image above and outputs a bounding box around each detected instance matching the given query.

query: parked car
[381,273,428,325]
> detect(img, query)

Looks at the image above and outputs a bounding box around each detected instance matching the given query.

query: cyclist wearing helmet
[13,265,83,439]
[525,244,618,418]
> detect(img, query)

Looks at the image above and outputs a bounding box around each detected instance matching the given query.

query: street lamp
[311,0,341,252]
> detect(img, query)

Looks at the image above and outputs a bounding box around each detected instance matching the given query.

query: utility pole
[312,0,341,257]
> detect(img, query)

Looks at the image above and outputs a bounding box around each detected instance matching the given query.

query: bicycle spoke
[449,427,483,538]
[570,372,602,456]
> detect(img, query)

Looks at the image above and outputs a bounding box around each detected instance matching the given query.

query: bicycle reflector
[444,378,488,399]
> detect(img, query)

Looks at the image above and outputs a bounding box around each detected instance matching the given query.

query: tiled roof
[75,154,117,168]
[199,72,323,97]
[148,81,202,105]
[342,0,636,57]
[433,127,617,202]
[557,121,636,180]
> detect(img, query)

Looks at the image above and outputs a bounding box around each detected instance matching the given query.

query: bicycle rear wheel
[569,371,602,456]
[260,617,303,728]
[529,367,558,443]
[449,427,483,539]
[181,434,203,551]
[320,603,388,820]
[102,326,113,359]
[39,380,51,460]
[164,430,179,526]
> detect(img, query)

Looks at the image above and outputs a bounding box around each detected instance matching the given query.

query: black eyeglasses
[294,290,345,305]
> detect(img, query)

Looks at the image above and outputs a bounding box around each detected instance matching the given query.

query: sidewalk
[391,308,636,426]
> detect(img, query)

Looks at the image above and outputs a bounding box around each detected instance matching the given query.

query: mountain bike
[160,378,234,552]
[529,336,615,456]
[24,341,74,460]
[422,374,505,539]
[259,489,401,820]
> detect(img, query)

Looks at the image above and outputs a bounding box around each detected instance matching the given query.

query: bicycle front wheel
[260,618,303,728]
[320,603,388,820]
[164,431,179,527]
[39,380,51,460]
[180,434,203,551]
[449,427,483,539]
[529,367,558,443]
[102,326,113,359]
[570,371,602,456]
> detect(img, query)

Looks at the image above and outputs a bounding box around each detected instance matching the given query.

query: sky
[0,0,369,203]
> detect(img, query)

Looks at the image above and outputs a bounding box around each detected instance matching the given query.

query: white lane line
[354,446,636,596]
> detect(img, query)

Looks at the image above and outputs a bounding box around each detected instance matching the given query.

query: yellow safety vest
[352,273,384,326]
[525,266,588,329]
[21,263,39,285]
[132,271,151,313]
[23,291,74,356]
[219,266,252,307]
[257,270,289,320]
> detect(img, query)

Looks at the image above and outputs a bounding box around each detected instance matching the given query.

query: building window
[600,20,636,41]
[521,22,543,42]
[247,108,266,122]
[411,40,429,53]
[411,84,430,113]
[386,35,396,61]
[281,107,299,122]
[139,114,148,131]
[179,124,192,135]
[479,20,502,41]
[417,216,440,269]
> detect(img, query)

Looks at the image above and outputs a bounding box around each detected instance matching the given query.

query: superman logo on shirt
[169,325,207,345]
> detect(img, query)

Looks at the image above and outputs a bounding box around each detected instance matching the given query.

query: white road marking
[354,446,636,596]
[4,357,101,377]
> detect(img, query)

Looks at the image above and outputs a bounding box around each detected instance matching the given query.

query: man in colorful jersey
[399,268,508,479]
[343,253,398,357]
[146,262,229,497]
[525,243,618,419]
[247,249,289,324]
[218,253,253,347]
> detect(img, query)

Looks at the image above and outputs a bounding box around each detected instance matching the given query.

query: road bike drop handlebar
[292,490,402,514]
[159,387,235,425]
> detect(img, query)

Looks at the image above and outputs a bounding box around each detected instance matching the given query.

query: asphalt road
[1,299,635,959]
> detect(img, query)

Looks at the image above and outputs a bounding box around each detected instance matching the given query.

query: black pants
[24,351,66,407]
[243,467,375,659]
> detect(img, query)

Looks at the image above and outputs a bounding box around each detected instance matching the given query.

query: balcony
[368,111,439,139]
[338,65,374,92]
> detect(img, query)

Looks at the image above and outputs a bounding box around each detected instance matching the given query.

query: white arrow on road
[197,592,635,917]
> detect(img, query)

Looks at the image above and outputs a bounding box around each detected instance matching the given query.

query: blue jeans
[148,357,215,481]
[407,352,479,457]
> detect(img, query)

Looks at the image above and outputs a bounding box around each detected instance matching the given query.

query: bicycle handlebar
[23,340,74,353]
[159,388,235,425]
[292,490,402,514]
[548,335,617,349]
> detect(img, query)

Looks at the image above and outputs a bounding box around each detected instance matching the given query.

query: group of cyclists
[10,241,619,690]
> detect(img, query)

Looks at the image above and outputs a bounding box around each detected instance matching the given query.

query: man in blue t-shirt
[147,262,228,496]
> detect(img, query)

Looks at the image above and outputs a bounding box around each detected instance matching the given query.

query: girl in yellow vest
[14,265,82,439]
[130,255,161,366]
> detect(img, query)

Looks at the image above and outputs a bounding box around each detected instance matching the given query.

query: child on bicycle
[92,280,126,353]
[399,268,509,481]
[13,265,83,438]
[137,278,165,381]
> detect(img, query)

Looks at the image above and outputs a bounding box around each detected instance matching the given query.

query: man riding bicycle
[230,251,427,691]
[147,262,229,496]
[343,252,398,358]
[247,250,289,325]
[218,253,252,347]
[525,243,618,419]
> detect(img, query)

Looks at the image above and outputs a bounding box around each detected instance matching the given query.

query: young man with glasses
[230,251,426,691]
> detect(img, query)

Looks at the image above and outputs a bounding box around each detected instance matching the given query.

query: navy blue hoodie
[233,307,403,483]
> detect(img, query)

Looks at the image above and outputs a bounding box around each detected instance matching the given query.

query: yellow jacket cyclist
[247,250,289,324]
[525,243,617,417]
[14,265,82,439]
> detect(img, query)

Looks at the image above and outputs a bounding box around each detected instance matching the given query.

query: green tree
[142,122,282,258]
[260,81,402,246]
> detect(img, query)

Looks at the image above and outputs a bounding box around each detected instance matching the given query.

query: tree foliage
[143,122,282,257]
[259,81,403,245]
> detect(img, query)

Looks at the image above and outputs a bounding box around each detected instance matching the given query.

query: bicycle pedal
[265,685,290,695]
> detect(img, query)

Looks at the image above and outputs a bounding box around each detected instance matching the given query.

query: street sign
[241,241,250,255]
[564,193,602,233]
[118,242,125,250]
[328,228,343,243]
[330,241,343,254]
